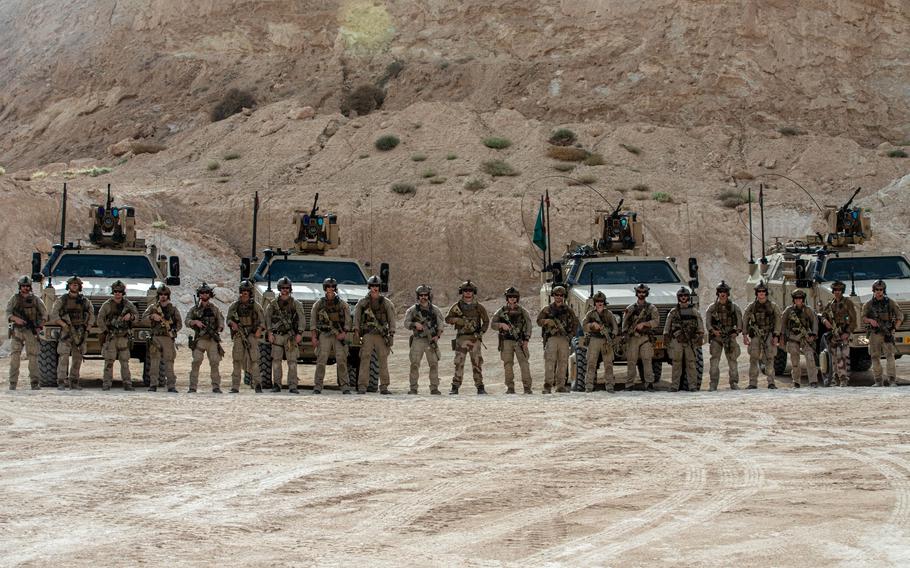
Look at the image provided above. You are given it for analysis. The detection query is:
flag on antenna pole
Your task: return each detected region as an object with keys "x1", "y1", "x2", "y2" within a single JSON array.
[{"x1": 533, "y1": 195, "x2": 547, "y2": 252}]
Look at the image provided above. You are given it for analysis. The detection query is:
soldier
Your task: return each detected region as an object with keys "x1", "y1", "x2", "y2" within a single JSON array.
[
  {"x1": 705, "y1": 281, "x2": 743, "y2": 391},
  {"x1": 622, "y1": 283, "x2": 660, "y2": 391},
  {"x1": 403, "y1": 285, "x2": 444, "y2": 395},
  {"x1": 97, "y1": 280, "x2": 139, "y2": 391},
  {"x1": 743, "y1": 281, "x2": 781, "y2": 389},
  {"x1": 5, "y1": 276, "x2": 48, "y2": 390},
  {"x1": 311, "y1": 277, "x2": 352, "y2": 395},
  {"x1": 354, "y1": 275, "x2": 396, "y2": 394},
  {"x1": 445, "y1": 280, "x2": 490, "y2": 395},
  {"x1": 227, "y1": 280, "x2": 265, "y2": 393},
  {"x1": 537, "y1": 286, "x2": 579, "y2": 394},
  {"x1": 50, "y1": 276, "x2": 94, "y2": 390},
  {"x1": 821, "y1": 280, "x2": 858, "y2": 387},
  {"x1": 581, "y1": 291, "x2": 619, "y2": 393},
  {"x1": 265, "y1": 277, "x2": 306, "y2": 394},
  {"x1": 187, "y1": 282, "x2": 225, "y2": 393},
  {"x1": 491, "y1": 287, "x2": 533, "y2": 394},
  {"x1": 665, "y1": 287, "x2": 705, "y2": 392},
  {"x1": 142, "y1": 285, "x2": 183, "y2": 393},
  {"x1": 780, "y1": 289, "x2": 819, "y2": 388},
  {"x1": 862, "y1": 280, "x2": 905, "y2": 387}
]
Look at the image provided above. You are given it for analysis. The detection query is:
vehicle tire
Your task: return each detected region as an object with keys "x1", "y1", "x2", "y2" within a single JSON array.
[
  {"x1": 850, "y1": 347, "x2": 872, "y2": 373},
  {"x1": 38, "y1": 339, "x2": 59, "y2": 387},
  {"x1": 259, "y1": 341, "x2": 273, "y2": 389},
  {"x1": 347, "y1": 348, "x2": 380, "y2": 392},
  {"x1": 773, "y1": 349, "x2": 788, "y2": 376},
  {"x1": 572, "y1": 337, "x2": 588, "y2": 392},
  {"x1": 367, "y1": 351, "x2": 380, "y2": 392},
  {"x1": 679, "y1": 347, "x2": 705, "y2": 391},
  {"x1": 819, "y1": 336, "x2": 834, "y2": 386}
]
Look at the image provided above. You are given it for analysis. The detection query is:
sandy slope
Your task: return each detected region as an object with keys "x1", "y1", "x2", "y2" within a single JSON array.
[{"x1": 2, "y1": 340, "x2": 909, "y2": 567}]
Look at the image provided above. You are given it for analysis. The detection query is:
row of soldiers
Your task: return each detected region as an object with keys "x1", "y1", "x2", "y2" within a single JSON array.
[{"x1": 6, "y1": 274, "x2": 905, "y2": 392}]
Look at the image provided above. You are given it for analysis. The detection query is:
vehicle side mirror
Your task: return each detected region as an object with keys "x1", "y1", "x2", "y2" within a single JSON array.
[
  {"x1": 166, "y1": 276, "x2": 180, "y2": 286},
  {"x1": 240, "y1": 257, "x2": 251, "y2": 279},
  {"x1": 168, "y1": 256, "x2": 180, "y2": 278},
  {"x1": 550, "y1": 262, "x2": 563, "y2": 284},
  {"x1": 794, "y1": 259, "x2": 811, "y2": 288},
  {"x1": 379, "y1": 262, "x2": 390, "y2": 293},
  {"x1": 688, "y1": 257, "x2": 699, "y2": 279},
  {"x1": 688, "y1": 278, "x2": 699, "y2": 291},
  {"x1": 31, "y1": 252, "x2": 43, "y2": 282}
]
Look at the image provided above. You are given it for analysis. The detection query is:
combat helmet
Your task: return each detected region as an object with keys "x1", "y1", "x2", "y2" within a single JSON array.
[
  {"x1": 459, "y1": 280, "x2": 477, "y2": 294},
  {"x1": 196, "y1": 282, "x2": 215, "y2": 296},
  {"x1": 239, "y1": 280, "x2": 255, "y2": 293},
  {"x1": 754, "y1": 280, "x2": 768, "y2": 294},
  {"x1": 831, "y1": 280, "x2": 846, "y2": 292},
  {"x1": 366, "y1": 275, "x2": 381, "y2": 287},
  {"x1": 634, "y1": 283, "x2": 650, "y2": 296},
  {"x1": 551, "y1": 285, "x2": 567, "y2": 297},
  {"x1": 322, "y1": 277, "x2": 337, "y2": 290},
  {"x1": 504, "y1": 286, "x2": 520, "y2": 299},
  {"x1": 17, "y1": 275, "x2": 32, "y2": 288},
  {"x1": 791, "y1": 289, "x2": 807, "y2": 300},
  {"x1": 276, "y1": 277, "x2": 292, "y2": 290},
  {"x1": 415, "y1": 285, "x2": 432, "y2": 298},
  {"x1": 66, "y1": 276, "x2": 83, "y2": 291},
  {"x1": 872, "y1": 279, "x2": 887, "y2": 292},
  {"x1": 111, "y1": 280, "x2": 127, "y2": 293},
  {"x1": 156, "y1": 284, "x2": 171, "y2": 297},
  {"x1": 592, "y1": 291, "x2": 607, "y2": 303},
  {"x1": 716, "y1": 280, "x2": 731, "y2": 295},
  {"x1": 676, "y1": 286, "x2": 691, "y2": 298}
]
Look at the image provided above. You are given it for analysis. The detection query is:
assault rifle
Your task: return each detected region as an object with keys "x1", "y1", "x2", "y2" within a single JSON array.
[
  {"x1": 227, "y1": 307, "x2": 256, "y2": 367},
  {"x1": 190, "y1": 299, "x2": 224, "y2": 356},
  {"x1": 709, "y1": 313, "x2": 737, "y2": 351},
  {"x1": 9, "y1": 303, "x2": 41, "y2": 337},
  {"x1": 411, "y1": 306, "x2": 440, "y2": 357},
  {"x1": 498, "y1": 308, "x2": 528, "y2": 358},
  {"x1": 363, "y1": 303, "x2": 393, "y2": 351},
  {"x1": 822, "y1": 304, "x2": 850, "y2": 346},
  {"x1": 624, "y1": 303, "x2": 653, "y2": 340},
  {"x1": 673, "y1": 314, "x2": 703, "y2": 346},
  {"x1": 269, "y1": 299, "x2": 299, "y2": 354},
  {"x1": 787, "y1": 309, "x2": 814, "y2": 348},
  {"x1": 450, "y1": 303, "x2": 485, "y2": 350}
]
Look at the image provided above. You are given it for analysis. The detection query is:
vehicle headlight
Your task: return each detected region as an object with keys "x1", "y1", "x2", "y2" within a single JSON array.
[{"x1": 136, "y1": 330, "x2": 152, "y2": 341}]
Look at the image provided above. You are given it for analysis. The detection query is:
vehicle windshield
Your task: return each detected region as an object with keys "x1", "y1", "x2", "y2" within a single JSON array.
[
  {"x1": 51, "y1": 253, "x2": 157, "y2": 279},
  {"x1": 265, "y1": 259, "x2": 367, "y2": 285},
  {"x1": 576, "y1": 260, "x2": 681, "y2": 285},
  {"x1": 823, "y1": 256, "x2": 910, "y2": 281}
]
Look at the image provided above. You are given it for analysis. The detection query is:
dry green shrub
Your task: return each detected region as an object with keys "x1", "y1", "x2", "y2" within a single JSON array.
[
  {"x1": 483, "y1": 137, "x2": 512, "y2": 149},
  {"x1": 548, "y1": 128, "x2": 577, "y2": 147},
  {"x1": 778, "y1": 126, "x2": 801, "y2": 136},
  {"x1": 718, "y1": 190, "x2": 752, "y2": 208},
  {"x1": 631, "y1": 183, "x2": 649, "y2": 192},
  {"x1": 567, "y1": 174, "x2": 598, "y2": 186},
  {"x1": 619, "y1": 143, "x2": 641, "y2": 155},
  {"x1": 223, "y1": 152, "x2": 241, "y2": 161},
  {"x1": 652, "y1": 191, "x2": 672, "y2": 203},
  {"x1": 887, "y1": 149, "x2": 908, "y2": 158},
  {"x1": 464, "y1": 178, "x2": 487, "y2": 191},
  {"x1": 375, "y1": 135, "x2": 400, "y2": 151},
  {"x1": 207, "y1": 161, "x2": 220, "y2": 171},
  {"x1": 131, "y1": 142, "x2": 166, "y2": 155},
  {"x1": 552, "y1": 163, "x2": 575, "y2": 172},
  {"x1": 421, "y1": 169, "x2": 437, "y2": 178},
  {"x1": 391, "y1": 183, "x2": 416, "y2": 195},
  {"x1": 481, "y1": 160, "x2": 519, "y2": 176},
  {"x1": 411, "y1": 153, "x2": 427, "y2": 162},
  {"x1": 429, "y1": 177, "x2": 447, "y2": 184},
  {"x1": 211, "y1": 88, "x2": 255, "y2": 122},
  {"x1": 583, "y1": 153, "x2": 605, "y2": 166},
  {"x1": 546, "y1": 146, "x2": 589, "y2": 162},
  {"x1": 341, "y1": 84, "x2": 385, "y2": 117}
]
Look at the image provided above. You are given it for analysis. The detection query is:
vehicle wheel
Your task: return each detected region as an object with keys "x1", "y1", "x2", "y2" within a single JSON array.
[
  {"x1": 635, "y1": 358, "x2": 662, "y2": 387},
  {"x1": 367, "y1": 351, "x2": 380, "y2": 392},
  {"x1": 819, "y1": 337, "x2": 834, "y2": 386},
  {"x1": 572, "y1": 337, "x2": 588, "y2": 392},
  {"x1": 773, "y1": 349, "x2": 788, "y2": 376},
  {"x1": 850, "y1": 347, "x2": 872, "y2": 373},
  {"x1": 140, "y1": 346, "x2": 151, "y2": 387},
  {"x1": 38, "y1": 339, "x2": 59, "y2": 387},
  {"x1": 678, "y1": 347, "x2": 705, "y2": 391},
  {"x1": 258, "y1": 341, "x2": 273, "y2": 389}
]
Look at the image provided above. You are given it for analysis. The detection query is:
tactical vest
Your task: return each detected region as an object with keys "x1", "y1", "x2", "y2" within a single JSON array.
[
  {"x1": 750, "y1": 301, "x2": 774, "y2": 331},
  {"x1": 712, "y1": 302, "x2": 735, "y2": 331},
  {"x1": 411, "y1": 304, "x2": 438, "y2": 337},
  {"x1": 825, "y1": 299, "x2": 852, "y2": 329},
  {"x1": 671, "y1": 306, "x2": 699, "y2": 335},
  {"x1": 200, "y1": 304, "x2": 218, "y2": 337},
  {"x1": 458, "y1": 301, "x2": 482, "y2": 329},
  {"x1": 624, "y1": 302, "x2": 653, "y2": 334},
  {"x1": 505, "y1": 306, "x2": 527, "y2": 339},
  {"x1": 64, "y1": 295, "x2": 88, "y2": 327},
  {"x1": 15, "y1": 294, "x2": 39, "y2": 325},
  {"x1": 368, "y1": 298, "x2": 389, "y2": 326},
  {"x1": 586, "y1": 309, "x2": 609, "y2": 338},
  {"x1": 273, "y1": 298, "x2": 299, "y2": 334},
  {"x1": 547, "y1": 304, "x2": 573, "y2": 336},
  {"x1": 237, "y1": 301, "x2": 256, "y2": 329},
  {"x1": 786, "y1": 306, "x2": 813, "y2": 337},
  {"x1": 107, "y1": 300, "x2": 132, "y2": 334},
  {"x1": 867, "y1": 298, "x2": 896, "y2": 323},
  {"x1": 319, "y1": 298, "x2": 346, "y2": 332},
  {"x1": 151, "y1": 303, "x2": 178, "y2": 336}
]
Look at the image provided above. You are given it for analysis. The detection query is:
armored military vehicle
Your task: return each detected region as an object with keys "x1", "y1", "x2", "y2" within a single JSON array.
[
  {"x1": 540, "y1": 201, "x2": 701, "y2": 390},
  {"x1": 32, "y1": 185, "x2": 181, "y2": 386},
  {"x1": 747, "y1": 188, "x2": 910, "y2": 384},
  {"x1": 240, "y1": 193, "x2": 388, "y2": 390}
]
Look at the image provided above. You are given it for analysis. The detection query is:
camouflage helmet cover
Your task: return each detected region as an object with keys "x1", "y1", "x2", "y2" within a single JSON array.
[
  {"x1": 66, "y1": 276, "x2": 83, "y2": 290},
  {"x1": 276, "y1": 277, "x2": 293, "y2": 289},
  {"x1": 111, "y1": 280, "x2": 127, "y2": 293},
  {"x1": 677, "y1": 286, "x2": 691, "y2": 297},
  {"x1": 504, "y1": 286, "x2": 520, "y2": 298},
  {"x1": 872, "y1": 279, "x2": 887, "y2": 292},
  {"x1": 592, "y1": 291, "x2": 607, "y2": 303},
  {"x1": 551, "y1": 285, "x2": 567, "y2": 297},
  {"x1": 634, "y1": 283, "x2": 650, "y2": 295},
  {"x1": 831, "y1": 280, "x2": 846, "y2": 291},
  {"x1": 197, "y1": 282, "x2": 215, "y2": 295},
  {"x1": 322, "y1": 277, "x2": 337, "y2": 289},
  {"x1": 459, "y1": 280, "x2": 477, "y2": 294},
  {"x1": 791, "y1": 289, "x2": 807, "y2": 300},
  {"x1": 17, "y1": 275, "x2": 32, "y2": 287},
  {"x1": 415, "y1": 285, "x2": 432, "y2": 297},
  {"x1": 156, "y1": 284, "x2": 171, "y2": 297},
  {"x1": 754, "y1": 280, "x2": 768, "y2": 294},
  {"x1": 716, "y1": 280, "x2": 731, "y2": 294},
  {"x1": 239, "y1": 280, "x2": 254, "y2": 293},
  {"x1": 366, "y1": 275, "x2": 381, "y2": 287}
]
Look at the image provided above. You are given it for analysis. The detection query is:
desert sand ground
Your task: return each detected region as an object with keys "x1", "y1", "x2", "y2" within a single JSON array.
[{"x1": 2, "y1": 338, "x2": 909, "y2": 567}]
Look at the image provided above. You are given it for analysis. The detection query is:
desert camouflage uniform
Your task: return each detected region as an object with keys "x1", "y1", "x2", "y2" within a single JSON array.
[
  {"x1": 227, "y1": 298, "x2": 264, "y2": 390},
  {"x1": 187, "y1": 302, "x2": 225, "y2": 391},
  {"x1": 537, "y1": 303, "x2": 579, "y2": 393},
  {"x1": 862, "y1": 297, "x2": 904, "y2": 386},
  {"x1": 97, "y1": 297, "x2": 139, "y2": 389},
  {"x1": 743, "y1": 299, "x2": 781, "y2": 388},
  {"x1": 265, "y1": 297, "x2": 306, "y2": 390},
  {"x1": 705, "y1": 300, "x2": 743, "y2": 389},
  {"x1": 491, "y1": 303, "x2": 533, "y2": 393},
  {"x1": 141, "y1": 301, "x2": 183, "y2": 390},
  {"x1": 311, "y1": 296, "x2": 352, "y2": 391},
  {"x1": 446, "y1": 300, "x2": 490, "y2": 390},
  {"x1": 821, "y1": 297, "x2": 857, "y2": 387},
  {"x1": 404, "y1": 302, "x2": 444, "y2": 393},
  {"x1": 622, "y1": 301, "x2": 660, "y2": 387},
  {"x1": 354, "y1": 295, "x2": 396, "y2": 392},
  {"x1": 51, "y1": 293, "x2": 95, "y2": 388},
  {"x1": 5, "y1": 292, "x2": 48, "y2": 389},
  {"x1": 780, "y1": 303, "x2": 819, "y2": 387},
  {"x1": 664, "y1": 305, "x2": 705, "y2": 391},
  {"x1": 582, "y1": 307, "x2": 619, "y2": 392}
]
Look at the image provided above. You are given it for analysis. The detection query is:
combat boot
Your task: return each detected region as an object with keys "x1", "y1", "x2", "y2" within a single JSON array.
[
  {"x1": 506, "y1": 387, "x2": 516, "y2": 394},
  {"x1": 476, "y1": 385, "x2": 487, "y2": 395},
  {"x1": 605, "y1": 385, "x2": 614, "y2": 393},
  {"x1": 124, "y1": 383, "x2": 134, "y2": 391},
  {"x1": 367, "y1": 385, "x2": 378, "y2": 393},
  {"x1": 669, "y1": 387, "x2": 679, "y2": 392},
  {"x1": 271, "y1": 384, "x2": 282, "y2": 393},
  {"x1": 449, "y1": 385, "x2": 459, "y2": 395},
  {"x1": 523, "y1": 386, "x2": 533, "y2": 394},
  {"x1": 730, "y1": 384, "x2": 740, "y2": 390},
  {"x1": 408, "y1": 389, "x2": 418, "y2": 395},
  {"x1": 288, "y1": 388, "x2": 299, "y2": 394},
  {"x1": 810, "y1": 382, "x2": 818, "y2": 388},
  {"x1": 254, "y1": 385, "x2": 263, "y2": 393},
  {"x1": 212, "y1": 387, "x2": 222, "y2": 393},
  {"x1": 356, "y1": 389, "x2": 366, "y2": 394},
  {"x1": 747, "y1": 385, "x2": 757, "y2": 390},
  {"x1": 148, "y1": 386, "x2": 157, "y2": 392},
  {"x1": 9, "y1": 384, "x2": 16, "y2": 391},
  {"x1": 342, "y1": 388, "x2": 352, "y2": 394},
  {"x1": 102, "y1": 385, "x2": 111, "y2": 391},
  {"x1": 187, "y1": 388, "x2": 197, "y2": 393},
  {"x1": 542, "y1": 387, "x2": 551, "y2": 394},
  {"x1": 380, "y1": 387, "x2": 392, "y2": 395},
  {"x1": 229, "y1": 388, "x2": 239, "y2": 393},
  {"x1": 645, "y1": 383, "x2": 655, "y2": 392},
  {"x1": 767, "y1": 384, "x2": 777, "y2": 390},
  {"x1": 57, "y1": 385, "x2": 66, "y2": 391},
  {"x1": 793, "y1": 382, "x2": 800, "y2": 389},
  {"x1": 31, "y1": 384, "x2": 41, "y2": 390},
  {"x1": 167, "y1": 387, "x2": 178, "y2": 393},
  {"x1": 313, "y1": 388, "x2": 322, "y2": 394},
  {"x1": 430, "y1": 388, "x2": 442, "y2": 395},
  {"x1": 71, "y1": 382, "x2": 82, "y2": 390},
  {"x1": 709, "y1": 382, "x2": 718, "y2": 392}
]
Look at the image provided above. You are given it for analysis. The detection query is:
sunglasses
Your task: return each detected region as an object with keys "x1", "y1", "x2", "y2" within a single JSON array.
[
  {"x1": 418, "y1": 293, "x2": 429, "y2": 297},
  {"x1": 873, "y1": 288, "x2": 884, "y2": 292}
]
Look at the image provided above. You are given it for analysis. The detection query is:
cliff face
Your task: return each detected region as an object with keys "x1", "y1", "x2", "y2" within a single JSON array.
[{"x1": 1, "y1": 1, "x2": 908, "y2": 169}]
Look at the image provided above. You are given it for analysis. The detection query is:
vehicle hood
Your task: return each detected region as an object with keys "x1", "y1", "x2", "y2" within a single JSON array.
[
  {"x1": 256, "y1": 283, "x2": 369, "y2": 303},
  {"x1": 49, "y1": 278, "x2": 162, "y2": 299},
  {"x1": 571, "y1": 284, "x2": 696, "y2": 307},
  {"x1": 819, "y1": 279, "x2": 910, "y2": 304}
]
